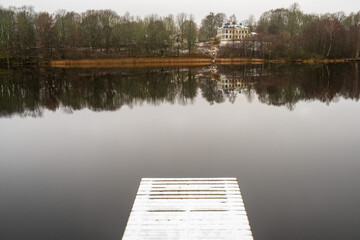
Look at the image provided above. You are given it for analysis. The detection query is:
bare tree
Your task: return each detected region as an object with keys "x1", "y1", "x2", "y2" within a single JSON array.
[
  {"x1": 183, "y1": 15, "x2": 197, "y2": 54},
  {"x1": 228, "y1": 14, "x2": 237, "y2": 24},
  {"x1": 324, "y1": 14, "x2": 341, "y2": 58},
  {"x1": 0, "y1": 7, "x2": 15, "y2": 66},
  {"x1": 35, "y1": 12, "x2": 56, "y2": 60},
  {"x1": 176, "y1": 13, "x2": 187, "y2": 44}
]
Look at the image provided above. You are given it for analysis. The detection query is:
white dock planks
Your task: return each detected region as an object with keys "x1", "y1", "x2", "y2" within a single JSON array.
[{"x1": 122, "y1": 178, "x2": 253, "y2": 240}]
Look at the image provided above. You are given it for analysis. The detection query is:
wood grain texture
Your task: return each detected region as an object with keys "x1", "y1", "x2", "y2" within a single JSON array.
[{"x1": 123, "y1": 178, "x2": 253, "y2": 240}]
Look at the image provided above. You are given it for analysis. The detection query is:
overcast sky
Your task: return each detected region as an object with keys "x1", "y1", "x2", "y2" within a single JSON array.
[{"x1": 2, "y1": 0, "x2": 360, "y2": 23}]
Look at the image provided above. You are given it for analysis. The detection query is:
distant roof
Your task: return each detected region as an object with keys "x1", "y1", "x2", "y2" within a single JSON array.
[{"x1": 219, "y1": 23, "x2": 248, "y2": 29}]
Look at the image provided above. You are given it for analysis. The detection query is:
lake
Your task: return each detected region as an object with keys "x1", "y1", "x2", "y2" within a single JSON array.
[{"x1": 1, "y1": 63, "x2": 360, "y2": 240}]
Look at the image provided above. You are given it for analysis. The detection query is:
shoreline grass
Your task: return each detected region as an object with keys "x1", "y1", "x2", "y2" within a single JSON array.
[
  {"x1": 48, "y1": 57, "x2": 213, "y2": 68},
  {"x1": 36, "y1": 57, "x2": 360, "y2": 68}
]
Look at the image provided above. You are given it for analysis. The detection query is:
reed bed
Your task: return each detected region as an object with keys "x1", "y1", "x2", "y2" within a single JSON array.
[
  {"x1": 216, "y1": 58, "x2": 265, "y2": 65},
  {"x1": 50, "y1": 57, "x2": 213, "y2": 68},
  {"x1": 295, "y1": 58, "x2": 358, "y2": 63},
  {"x1": 216, "y1": 58, "x2": 359, "y2": 64},
  {"x1": 49, "y1": 57, "x2": 359, "y2": 68}
]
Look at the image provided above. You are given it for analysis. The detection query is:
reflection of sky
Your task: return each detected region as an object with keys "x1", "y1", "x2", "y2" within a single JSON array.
[{"x1": 1, "y1": 92, "x2": 360, "y2": 239}]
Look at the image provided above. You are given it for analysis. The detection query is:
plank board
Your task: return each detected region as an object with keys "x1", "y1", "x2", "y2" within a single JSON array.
[{"x1": 123, "y1": 178, "x2": 253, "y2": 240}]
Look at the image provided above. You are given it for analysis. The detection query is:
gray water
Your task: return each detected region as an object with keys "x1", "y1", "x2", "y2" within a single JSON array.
[{"x1": 1, "y1": 64, "x2": 360, "y2": 240}]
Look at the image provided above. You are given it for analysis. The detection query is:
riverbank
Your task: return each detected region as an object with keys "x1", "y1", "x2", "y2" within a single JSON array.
[
  {"x1": 215, "y1": 58, "x2": 359, "y2": 64},
  {"x1": 48, "y1": 58, "x2": 213, "y2": 68},
  {"x1": 47, "y1": 57, "x2": 360, "y2": 68}
]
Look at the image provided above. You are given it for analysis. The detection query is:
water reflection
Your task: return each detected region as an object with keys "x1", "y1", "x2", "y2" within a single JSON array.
[
  {"x1": 1, "y1": 63, "x2": 360, "y2": 240},
  {"x1": 0, "y1": 63, "x2": 359, "y2": 117}
]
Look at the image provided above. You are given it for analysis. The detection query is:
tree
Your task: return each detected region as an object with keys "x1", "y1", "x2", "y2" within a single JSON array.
[
  {"x1": 144, "y1": 15, "x2": 169, "y2": 56},
  {"x1": 323, "y1": 14, "x2": 342, "y2": 58},
  {"x1": 257, "y1": 8, "x2": 289, "y2": 34},
  {"x1": 35, "y1": 12, "x2": 56, "y2": 60},
  {"x1": 98, "y1": 10, "x2": 118, "y2": 53},
  {"x1": 215, "y1": 13, "x2": 226, "y2": 28},
  {"x1": 14, "y1": 6, "x2": 36, "y2": 62},
  {"x1": 199, "y1": 12, "x2": 226, "y2": 41},
  {"x1": 54, "y1": 10, "x2": 81, "y2": 58},
  {"x1": 81, "y1": 10, "x2": 101, "y2": 53},
  {"x1": 228, "y1": 14, "x2": 237, "y2": 24},
  {"x1": 163, "y1": 15, "x2": 176, "y2": 54},
  {"x1": 0, "y1": 7, "x2": 15, "y2": 66},
  {"x1": 287, "y1": 3, "x2": 302, "y2": 35},
  {"x1": 176, "y1": 13, "x2": 187, "y2": 45},
  {"x1": 199, "y1": 12, "x2": 215, "y2": 41},
  {"x1": 246, "y1": 15, "x2": 256, "y2": 32},
  {"x1": 344, "y1": 12, "x2": 360, "y2": 58},
  {"x1": 112, "y1": 14, "x2": 145, "y2": 56},
  {"x1": 183, "y1": 16, "x2": 197, "y2": 54}
]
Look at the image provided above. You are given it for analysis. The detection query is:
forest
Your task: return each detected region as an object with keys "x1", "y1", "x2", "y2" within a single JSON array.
[{"x1": 0, "y1": 3, "x2": 360, "y2": 64}]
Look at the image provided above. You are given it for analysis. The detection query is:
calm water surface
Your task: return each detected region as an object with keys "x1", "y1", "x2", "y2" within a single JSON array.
[{"x1": 1, "y1": 64, "x2": 360, "y2": 240}]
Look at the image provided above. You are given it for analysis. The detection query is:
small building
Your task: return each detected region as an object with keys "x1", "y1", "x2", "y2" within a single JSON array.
[{"x1": 216, "y1": 23, "x2": 250, "y2": 44}]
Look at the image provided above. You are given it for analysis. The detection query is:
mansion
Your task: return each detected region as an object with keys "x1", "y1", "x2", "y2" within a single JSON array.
[{"x1": 216, "y1": 23, "x2": 250, "y2": 44}]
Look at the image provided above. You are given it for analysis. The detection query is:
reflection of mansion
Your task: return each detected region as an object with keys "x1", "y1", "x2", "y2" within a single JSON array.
[
  {"x1": 216, "y1": 23, "x2": 250, "y2": 44},
  {"x1": 217, "y1": 74, "x2": 250, "y2": 92}
]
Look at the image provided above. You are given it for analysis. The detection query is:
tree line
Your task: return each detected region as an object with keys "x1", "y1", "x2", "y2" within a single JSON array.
[
  {"x1": 0, "y1": 6, "x2": 201, "y2": 63},
  {"x1": 1, "y1": 4, "x2": 360, "y2": 63},
  {"x1": 219, "y1": 3, "x2": 360, "y2": 60}
]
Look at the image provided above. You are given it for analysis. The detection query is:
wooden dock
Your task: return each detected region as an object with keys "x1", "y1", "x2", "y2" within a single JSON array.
[{"x1": 122, "y1": 178, "x2": 253, "y2": 240}]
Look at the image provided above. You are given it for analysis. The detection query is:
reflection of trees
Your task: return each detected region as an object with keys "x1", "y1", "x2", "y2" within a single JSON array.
[
  {"x1": 243, "y1": 86, "x2": 254, "y2": 103},
  {"x1": 218, "y1": 63, "x2": 360, "y2": 110},
  {"x1": 180, "y1": 70, "x2": 198, "y2": 104},
  {"x1": 0, "y1": 63, "x2": 359, "y2": 117},
  {"x1": 0, "y1": 67, "x2": 199, "y2": 117},
  {"x1": 199, "y1": 79, "x2": 225, "y2": 105}
]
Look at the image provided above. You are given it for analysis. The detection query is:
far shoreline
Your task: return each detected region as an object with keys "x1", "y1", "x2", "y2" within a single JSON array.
[{"x1": 46, "y1": 57, "x2": 360, "y2": 68}]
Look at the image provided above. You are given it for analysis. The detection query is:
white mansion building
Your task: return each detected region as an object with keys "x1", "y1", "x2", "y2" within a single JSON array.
[{"x1": 216, "y1": 23, "x2": 250, "y2": 44}]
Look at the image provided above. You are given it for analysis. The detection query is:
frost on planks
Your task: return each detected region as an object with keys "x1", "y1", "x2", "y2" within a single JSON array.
[{"x1": 123, "y1": 178, "x2": 253, "y2": 240}]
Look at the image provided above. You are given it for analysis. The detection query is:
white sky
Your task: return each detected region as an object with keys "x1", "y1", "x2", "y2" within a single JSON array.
[{"x1": 1, "y1": 0, "x2": 360, "y2": 23}]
